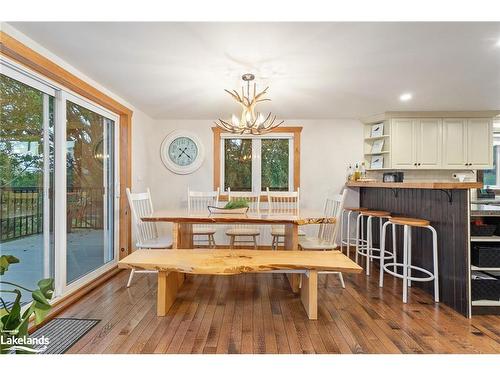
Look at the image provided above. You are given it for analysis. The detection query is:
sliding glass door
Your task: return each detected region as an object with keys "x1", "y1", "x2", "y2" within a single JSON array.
[
  {"x1": 65, "y1": 99, "x2": 116, "y2": 284},
  {"x1": 0, "y1": 69, "x2": 55, "y2": 304},
  {"x1": 1, "y1": 60, "x2": 119, "y2": 301}
]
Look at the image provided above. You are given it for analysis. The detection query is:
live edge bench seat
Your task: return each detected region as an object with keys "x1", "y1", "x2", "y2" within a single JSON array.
[{"x1": 118, "y1": 249, "x2": 362, "y2": 320}]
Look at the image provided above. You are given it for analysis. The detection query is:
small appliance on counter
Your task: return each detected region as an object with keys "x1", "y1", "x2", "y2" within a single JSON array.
[{"x1": 382, "y1": 172, "x2": 404, "y2": 183}]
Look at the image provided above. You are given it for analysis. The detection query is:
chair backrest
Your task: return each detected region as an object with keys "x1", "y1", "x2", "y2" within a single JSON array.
[
  {"x1": 266, "y1": 187, "x2": 300, "y2": 215},
  {"x1": 318, "y1": 189, "x2": 347, "y2": 245},
  {"x1": 188, "y1": 187, "x2": 220, "y2": 213},
  {"x1": 126, "y1": 188, "x2": 158, "y2": 246},
  {"x1": 227, "y1": 188, "x2": 260, "y2": 213}
]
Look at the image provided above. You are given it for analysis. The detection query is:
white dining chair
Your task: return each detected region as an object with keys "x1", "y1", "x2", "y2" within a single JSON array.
[
  {"x1": 188, "y1": 187, "x2": 219, "y2": 248},
  {"x1": 267, "y1": 187, "x2": 305, "y2": 250},
  {"x1": 225, "y1": 188, "x2": 261, "y2": 249},
  {"x1": 126, "y1": 188, "x2": 172, "y2": 287},
  {"x1": 298, "y1": 190, "x2": 347, "y2": 288}
]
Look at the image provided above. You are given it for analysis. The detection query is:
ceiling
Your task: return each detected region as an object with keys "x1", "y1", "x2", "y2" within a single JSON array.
[{"x1": 8, "y1": 22, "x2": 500, "y2": 119}]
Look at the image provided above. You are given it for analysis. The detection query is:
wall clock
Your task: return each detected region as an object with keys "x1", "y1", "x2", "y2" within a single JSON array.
[{"x1": 160, "y1": 130, "x2": 205, "y2": 174}]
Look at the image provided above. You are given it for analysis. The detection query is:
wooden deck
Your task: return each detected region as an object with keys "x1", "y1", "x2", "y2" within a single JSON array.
[{"x1": 57, "y1": 260, "x2": 500, "y2": 354}]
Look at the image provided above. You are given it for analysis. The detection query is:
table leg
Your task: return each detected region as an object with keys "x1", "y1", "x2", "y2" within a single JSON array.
[
  {"x1": 157, "y1": 271, "x2": 179, "y2": 316},
  {"x1": 300, "y1": 270, "x2": 318, "y2": 320},
  {"x1": 172, "y1": 223, "x2": 194, "y2": 287},
  {"x1": 284, "y1": 223, "x2": 300, "y2": 293}
]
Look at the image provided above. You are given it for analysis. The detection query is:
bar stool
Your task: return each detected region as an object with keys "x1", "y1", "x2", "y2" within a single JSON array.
[
  {"x1": 379, "y1": 217, "x2": 439, "y2": 304},
  {"x1": 355, "y1": 210, "x2": 395, "y2": 276},
  {"x1": 340, "y1": 207, "x2": 368, "y2": 257}
]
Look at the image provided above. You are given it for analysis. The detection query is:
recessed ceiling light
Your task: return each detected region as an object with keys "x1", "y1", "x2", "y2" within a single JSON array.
[{"x1": 399, "y1": 93, "x2": 413, "y2": 102}]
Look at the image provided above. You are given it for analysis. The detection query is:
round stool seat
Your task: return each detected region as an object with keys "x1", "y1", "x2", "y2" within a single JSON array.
[
  {"x1": 362, "y1": 210, "x2": 391, "y2": 218},
  {"x1": 344, "y1": 207, "x2": 368, "y2": 212},
  {"x1": 389, "y1": 217, "x2": 430, "y2": 227}
]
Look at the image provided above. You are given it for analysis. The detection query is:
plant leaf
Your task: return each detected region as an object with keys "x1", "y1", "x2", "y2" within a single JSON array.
[
  {"x1": 0, "y1": 255, "x2": 19, "y2": 275},
  {"x1": 37, "y1": 278, "x2": 54, "y2": 299},
  {"x1": 33, "y1": 301, "x2": 51, "y2": 324},
  {"x1": 32, "y1": 290, "x2": 50, "y2": 308}
]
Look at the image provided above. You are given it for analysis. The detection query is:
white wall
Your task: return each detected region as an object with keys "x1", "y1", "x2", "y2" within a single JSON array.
[{"x1": 132, "y1": 118, "x2": 364, "y2": 245}]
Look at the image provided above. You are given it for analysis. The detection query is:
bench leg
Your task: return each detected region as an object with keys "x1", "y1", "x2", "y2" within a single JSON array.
[
  {"x1": 284, "y1": 223, "x2": 300, "y2": 293},
  {"x1": 157, "y1": 271, "x2": 179, "y2": 316},
  {"x1": 300, "y1": 270, "x2": 318, "y2": 320}
]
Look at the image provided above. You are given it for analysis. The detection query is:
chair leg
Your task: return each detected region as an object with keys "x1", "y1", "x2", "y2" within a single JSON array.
[
  {"x1": 126, "y1": 268, "x2": 135, "y2": 288},
  {"x1": 366, "y1": 216, "x2": 372, "y2": 276},
  {"x1": 429, "y1": 226, "x2": 440, "y2": 303},
  {"x1": 355, "y1": 214, "x2": 361, "y2": 264},
  {"x1": 346, "y1": 211, "x2": 351, "y2": 257},
  {"x1": 408, "y1": 227, "x2": 412, "y2": 288},
  {"x1": 229, "y1": 235, "x2": 234, "y2": 249},
  {"x1": 402, "y1": 225, "x2": 409, "y2": 303},
  {"x1": 271, "y1": 236, "x2": 276, "y2": 250},
  {"x1": 338, "y1": 272, "x2": 345, "y2": 289},
  {"x1": 379, "y1": 221, "x2": 389, "y2": 288},
  {"x1": 253, "y1": 235, "x2": 257, "y2": 250}
]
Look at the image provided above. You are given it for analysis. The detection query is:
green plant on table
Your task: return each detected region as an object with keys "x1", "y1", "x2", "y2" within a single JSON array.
[
  {"x1": 224, "y1": 198, "x2": 249, "y2": 209},
  {"x1": 0, "y1": 255, "x2": 54, "y2": 354}
]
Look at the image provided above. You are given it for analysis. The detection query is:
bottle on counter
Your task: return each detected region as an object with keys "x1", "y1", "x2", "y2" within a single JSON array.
[
  {"x1": 346, "y1": 164, "x2": 353, "y2": 181},
  {"x1": 353, "y1": 163, "x2": 361, "y2": 181},
  {"x1": 360, "y1": 161, "x2": 366, "y2": 180}
]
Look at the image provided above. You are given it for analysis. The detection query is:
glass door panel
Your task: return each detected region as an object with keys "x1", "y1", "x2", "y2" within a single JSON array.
[
  {"x1": 65, "y1": 100, "x2": 115, "y2": 283},
  {"x1": 0, "y1": 73, "x2": 54, "y2": 304}
]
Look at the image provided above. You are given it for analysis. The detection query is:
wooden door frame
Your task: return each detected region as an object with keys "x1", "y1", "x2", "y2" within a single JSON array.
[{"x1": 0, "y1": 31, "x2": 133, "y2": 259}]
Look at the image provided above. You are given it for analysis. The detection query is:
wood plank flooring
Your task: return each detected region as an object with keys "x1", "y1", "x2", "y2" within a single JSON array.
[{"x1": 58, "y1": 260, "x2": 500, "y2": 354}]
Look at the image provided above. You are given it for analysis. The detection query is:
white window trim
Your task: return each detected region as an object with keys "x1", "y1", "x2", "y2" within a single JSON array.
[{"x1": 220, "y1": 132, "x2": 294, "y2": 193}]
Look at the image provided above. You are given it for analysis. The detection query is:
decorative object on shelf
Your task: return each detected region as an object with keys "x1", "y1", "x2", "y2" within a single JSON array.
[
  {"x1": 370, "y1": 155, "x2": 384, "y2": 169},
  {"x1": 214, "y1": 73, "x2": 284, "y2": 135},
  {"x1": 370, "y1": 122, "x2": 384, "y2": 138},
  {"x1": 160, "y1": 130, "x2": 205, "y2": 174},
  {"x1": 371, "y1": 139, "x2": 384, "y2": 154},
  {"x1": 383, "y1": 172, "x2": 404, "y2": 183}
]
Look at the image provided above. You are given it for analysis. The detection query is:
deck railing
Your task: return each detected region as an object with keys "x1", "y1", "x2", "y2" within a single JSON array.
[{"x1": 0, "y1": 186, "x2": 104, "y2": 242}]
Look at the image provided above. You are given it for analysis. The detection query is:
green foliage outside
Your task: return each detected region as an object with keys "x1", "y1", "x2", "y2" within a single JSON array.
[
  {"x1": 261, "y1": 139, "x2": 289, "y2": 191},
  {"x1": 0, "y1": 255, "x2": 54, "y2": 354},
  {"x1": 224, "y1": 138, "x2": 252, "y2": 191}
]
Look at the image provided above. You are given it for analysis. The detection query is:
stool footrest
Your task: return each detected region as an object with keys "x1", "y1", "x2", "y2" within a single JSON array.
[
  {"x1": 382, "y1": 263, "x2": 435, "y2": 282},
  {"x1": 357, "y1": 248, "x2": 395, "y2": 260}
]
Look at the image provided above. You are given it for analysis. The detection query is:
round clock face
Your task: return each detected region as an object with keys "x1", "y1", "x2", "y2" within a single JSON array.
[
  {"x1": 160, "y1": 131, "x2": 205, "y2": 174},
  {"x1": 168, "y1": 137, "x2": 198, "y2": 166}
]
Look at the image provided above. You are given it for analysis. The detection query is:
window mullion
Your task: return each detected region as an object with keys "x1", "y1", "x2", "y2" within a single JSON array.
[{"x1": 253, "y1": 139, "x2": 262, "y2": 192}]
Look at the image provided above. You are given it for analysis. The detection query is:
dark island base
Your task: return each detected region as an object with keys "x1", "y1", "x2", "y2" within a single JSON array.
[{"x1": 358, "y1": 188, "x2": 469, "y2": 317}]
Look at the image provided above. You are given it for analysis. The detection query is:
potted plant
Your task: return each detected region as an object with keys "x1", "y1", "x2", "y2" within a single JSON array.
[{"x1": 0, "y1": 255, "x2": 54, "y2": 354}]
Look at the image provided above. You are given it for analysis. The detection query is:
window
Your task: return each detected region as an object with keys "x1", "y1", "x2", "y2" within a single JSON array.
[
  {"x1": 214, "y1": 127, "x2": 301, "y2": 195},
  {"x1": 483, "y1": 122, "x2": 500, "y2": 188}
]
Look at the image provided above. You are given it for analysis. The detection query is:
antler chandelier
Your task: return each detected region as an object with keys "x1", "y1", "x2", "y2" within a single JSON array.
[{"x1": 214, "y1": 73, "x2": 283, "y2": 135}]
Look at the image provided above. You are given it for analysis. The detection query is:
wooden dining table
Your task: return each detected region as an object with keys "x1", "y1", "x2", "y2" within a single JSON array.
[{"x1": 141, "y1": 209, "x2": 338, "y2": 292}]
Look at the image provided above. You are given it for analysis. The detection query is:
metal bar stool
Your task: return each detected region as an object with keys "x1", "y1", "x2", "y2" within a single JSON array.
[
  {"x1": 355, "y1": 210, "x2": 395, "y2": 276},
  {"x1": 379, "y1": 217, "x2": 439, "y2": 304},
  {"x1": 340, "y1": 207, "x2": 368, "y2": 257}
]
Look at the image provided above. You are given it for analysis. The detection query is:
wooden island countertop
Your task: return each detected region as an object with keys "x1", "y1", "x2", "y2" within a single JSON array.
[{"x1": 346, "y1": 181, "x2": 482, "y2": 189}]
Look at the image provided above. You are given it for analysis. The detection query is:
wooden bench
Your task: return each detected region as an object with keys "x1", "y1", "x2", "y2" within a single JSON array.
[{"x1": 118, "y1": 249, "x2": 362, "y2": 320}]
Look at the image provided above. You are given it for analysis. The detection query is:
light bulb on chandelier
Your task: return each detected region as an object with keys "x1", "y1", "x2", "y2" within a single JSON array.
[{"x1": 215, "y1": 73, "x2": 284, "y2": 135}]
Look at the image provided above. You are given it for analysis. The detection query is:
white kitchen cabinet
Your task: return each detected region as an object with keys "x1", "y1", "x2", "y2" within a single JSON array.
[
  {"x1": 442, "y1": 119, "x2": 468, "y2": 168},
  {"x1": 391, "y1": 118, "x2": 416, "y2": 169},
  {"x1": 415, "y1": 119, "x2": 442, "y2": 169},
  {"x1": 391, "y1": 118, "x2": 442, "y2": 169},
  {"x1": 466, "y1": 119, "x2": 492, "y2": 168},
  {"x1": 442, "y1": 118, "x2": 492, "y2": 169}
]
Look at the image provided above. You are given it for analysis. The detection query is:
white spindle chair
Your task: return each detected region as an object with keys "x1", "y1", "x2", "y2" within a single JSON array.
[
  {"x1": 267, "y1": 187, "x2": 306, "y2": 250},
  {"x1": 126, "y1": 188, "x2": 172, "y2": 287},
  {"x1": 225, "y1": 188, "x2": 261, "y2": 249},
  {"x1": 188, "y1": 187, "x2": 219, "y2": 248},
  {"x1": 298, "y1": 190, "x2": 347, "y2": 288}
]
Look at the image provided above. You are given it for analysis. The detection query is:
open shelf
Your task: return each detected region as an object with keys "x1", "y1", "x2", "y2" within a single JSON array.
[
  {"x1": 472, "y1": 300, "x2": 500, "y2": 306},
  {"x1": 471, "y1": 235, "x2": 500, "y2": 242},
  {"x1": 364, "y1": 151, "x2": 390, "y2": 156},
  {"x1": 364, "y1": 135, "x2": 390, "y2": 141}
]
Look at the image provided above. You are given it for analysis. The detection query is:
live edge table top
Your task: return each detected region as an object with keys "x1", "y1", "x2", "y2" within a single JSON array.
[{"x1": 141, "y1": 210, "x2": 336, "y2": 225}]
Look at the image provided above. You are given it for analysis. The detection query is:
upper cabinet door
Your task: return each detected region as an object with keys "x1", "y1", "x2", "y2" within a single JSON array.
[
  {"x1": 467, "y1": 119, "x2": 492, "y2": 168},
  {"x1": 442, "y1": 119, "x2": 468, "y2": 168},
  {"x1": 391, "y1": 118, "x2": 416, "y2": 169},
  {"x1": 416, "y1": 119, "x2": 442, "y2": 168}
]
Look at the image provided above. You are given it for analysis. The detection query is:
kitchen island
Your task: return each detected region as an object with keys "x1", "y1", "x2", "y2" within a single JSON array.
[{"x1": 346, "y1": 180, "x2": 482, "y2": 317}]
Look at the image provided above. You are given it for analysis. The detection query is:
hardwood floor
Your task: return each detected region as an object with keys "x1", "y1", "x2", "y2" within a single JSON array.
[{"x1": 57, "y1": 260, "x2": 500, "y2": 354}]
